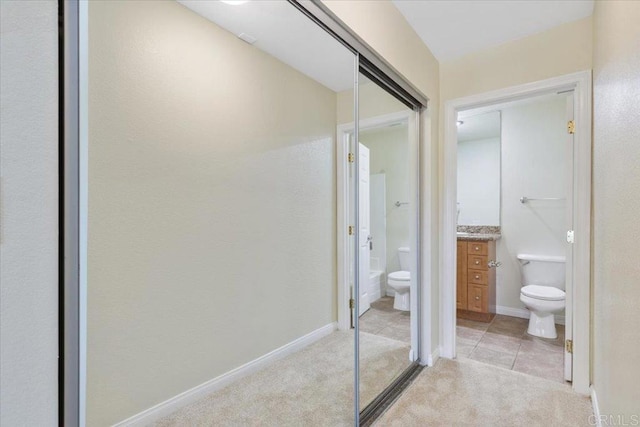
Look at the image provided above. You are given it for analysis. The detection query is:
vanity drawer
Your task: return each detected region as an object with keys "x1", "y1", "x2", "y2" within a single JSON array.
[
  {"x1": 467, "y1": 242, "x2": 488, "y2": 255},
  {"x1": 468, "y1": 269, "x2": 488, "y2": 285},
  {"x1": 468, "y1": 255, "x2": 488, "y2": 270},
  {"x1": 468, "y1": 285, "x2": 488, "y2": 313}
]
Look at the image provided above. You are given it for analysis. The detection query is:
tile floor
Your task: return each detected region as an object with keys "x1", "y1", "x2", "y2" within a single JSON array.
[
  {"x1": 457, "y1": 314, "x2": 568, "y2": 384},
  {"x1": 360, "y1": 297, "x2": 410, "y2": 343},
  {"x1": 360, "y1": 300, "x2": 567, "y2": 384}
]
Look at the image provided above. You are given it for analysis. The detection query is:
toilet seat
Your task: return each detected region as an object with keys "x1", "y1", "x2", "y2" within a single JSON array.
[
  {"x1": 388, "y1": 271, "x2": 410, "y2": 281},
  {"x1": 521, "y1": 285, "x2": 565, "y2": 301}
]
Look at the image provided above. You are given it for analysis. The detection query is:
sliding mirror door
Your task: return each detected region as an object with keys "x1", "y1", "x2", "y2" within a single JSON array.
[
  {"x1": 81, "y1": 1, "x2": 356, "y2": 425},
  {"x1": 354, "y1": 73, "x2": 421, "y2": 414}
]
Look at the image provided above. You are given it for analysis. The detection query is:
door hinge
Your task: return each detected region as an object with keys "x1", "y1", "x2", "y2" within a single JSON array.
[
  {"x1": 565, "y1": 339, "x2": 573, "y2": 354},
  {"x1": 567, "y1": 230, "x2": 575, "y2": 244},
  {"x1": 349, "y1": 298, "x2": 355, "y2": 309},
  {"x1": 348, "y1": 152, "x2": 355, "y2": 163},
  {"x1": 567, "y1": 120, "x2": 575, "y2": 134},
  {"x1": 348, "y1": 225, "x2": 355, "y2": 236}
]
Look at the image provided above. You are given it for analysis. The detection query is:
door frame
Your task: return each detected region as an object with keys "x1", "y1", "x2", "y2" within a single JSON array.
[
  {"x1": 337, "y1": 110, "x2": 414, "y2": 331},
  {"x1": 441, "y1": 70, "x2": 592, "y2": 395}
]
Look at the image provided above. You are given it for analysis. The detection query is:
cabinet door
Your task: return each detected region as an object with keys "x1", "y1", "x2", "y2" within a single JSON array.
[
  {"x1": 467, "y1": 285, "x2": 488, "y2": 313},
  {"x1": 456, "y1": 242, "x2": 468, "y2": 309}
]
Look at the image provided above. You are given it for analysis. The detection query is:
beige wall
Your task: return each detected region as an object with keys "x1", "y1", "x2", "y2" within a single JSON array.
[
  {"x1": 323, "y1": 0, "x2": 439, "y2": 103},
  {"x1": 87, "y1": 1, "x2": 339, "y2": 424},
  {"x1": 440, "y1": 16, "x2": 593, "y2": 102},
  {"x1": 0, "y1": 1, "x2": 59, "y2": 425},
  {"x1": 337, "y1": 80, "x2": 407, "y2": 124},
  {"x1": 592, "y1": 0, "x2": 640, "y2": 417},
  {"x1": 325, "y1": 0, "x2": 442, "y2": 353}
]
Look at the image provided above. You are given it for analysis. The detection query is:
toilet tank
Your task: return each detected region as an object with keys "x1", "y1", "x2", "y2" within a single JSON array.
[
  {"x1": 517, "y1": 254, "x2": 566, "y2": 289},
  {"x1": 398, "y1": 247, "x2": 410, "y2": 271}
]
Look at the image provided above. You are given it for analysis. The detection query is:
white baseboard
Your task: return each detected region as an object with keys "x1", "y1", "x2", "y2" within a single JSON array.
[
  {"x1": 590, "y1": 386, "x2": 601, "y2": 427},
  {"x1": 495, "y1": 305, "x2": 565, "y2": 325},
  {"x1": 114, "y1": 322, "x2": 338, "y2": 426},
  {"x1": 425, "y1": 347, "x2": 440, "y2": 367}
]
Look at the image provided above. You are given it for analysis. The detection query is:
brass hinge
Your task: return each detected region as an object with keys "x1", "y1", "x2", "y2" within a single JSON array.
[
  {"x1": 348, "y1": 225, "x2": 354, "y2": 236},
  {"x1": 567, "y1": 120, "x2": 575, "y2": 134},
  {"x1": 565, "y1": 339, "x2": 573, "y2": 354},
  {"x1": 348, "y1": 152, "x2": 355, "y2": 163},
  {"x1": 349, "y1": 298, "x2": 355, "y2": 309}
]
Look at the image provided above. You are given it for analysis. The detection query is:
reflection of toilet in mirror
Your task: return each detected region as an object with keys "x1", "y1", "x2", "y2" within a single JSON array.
[
  {"x1": 387, "y1": 247, "x2": 411, "y2": 311},
  {"x1": 518, "y1": 254, "x2": 566, "y2": 339}
]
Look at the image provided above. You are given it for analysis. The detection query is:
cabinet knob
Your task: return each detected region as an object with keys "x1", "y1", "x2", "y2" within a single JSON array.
[
  {"x1": 475, "y1": 260, "x2": 480, "y2": 265},
  {"x1": 475, "y1": 246, "x2": 480, "y2": 251},
  {"x1": 475, "y1": 275, "x2": 480, "y2": 279},
  {"x1": 475, "y1": 296, "x2": 480, "y2": 300}
]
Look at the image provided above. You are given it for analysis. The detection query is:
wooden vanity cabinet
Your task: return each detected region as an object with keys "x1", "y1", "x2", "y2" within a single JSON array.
[
  {"x1": 456, "y1": 241, "x2": 468, "y2": 310},
  {"x1": 457, "y1": 239, "x2": 496, "y2": 322}
]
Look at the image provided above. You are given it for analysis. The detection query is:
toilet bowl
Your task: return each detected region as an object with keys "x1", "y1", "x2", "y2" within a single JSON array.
[
  {"x1": 517, "y1": 254, "x2": 566, "y2": 339},
  {"x1": 387, "y1": 271, "x2": 410, "y2": 311},
  {"x1": 387, "y1": 247, "x2": 411, "y2": 311}
]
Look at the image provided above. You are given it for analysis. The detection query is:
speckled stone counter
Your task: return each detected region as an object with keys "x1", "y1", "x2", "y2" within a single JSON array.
[
  {"x1": 456, "y1": 225, "x2": 501, "y2": 241},
  {"x1": 456, "y1": 233, "x2": 501, "y2": 241}
]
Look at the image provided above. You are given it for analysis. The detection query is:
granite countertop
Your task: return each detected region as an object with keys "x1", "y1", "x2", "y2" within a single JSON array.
[
  {"x1": 456, "y1": 232, "x2": 501, "y2": 241},
  {"x1": 456, "y1": 225, "x2": 501, "y2": 241}
]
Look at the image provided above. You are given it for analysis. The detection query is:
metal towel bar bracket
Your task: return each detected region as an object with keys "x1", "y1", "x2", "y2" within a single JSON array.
[{"x1": 395, "y1": 201, "x2": 409, "y2": 207}]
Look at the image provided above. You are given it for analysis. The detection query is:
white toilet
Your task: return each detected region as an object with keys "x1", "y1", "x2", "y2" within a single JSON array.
[
  {"x1": 517, "y1": 254, "x2": 566, "y2": 339},
  {"x1": 387, "y1": 247, "x2": 411, "y2": 311}
]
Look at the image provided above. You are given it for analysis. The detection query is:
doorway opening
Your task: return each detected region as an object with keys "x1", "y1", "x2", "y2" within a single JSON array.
[{"x1": 442, "y1": 71, "x2": 592, "y2": 395}]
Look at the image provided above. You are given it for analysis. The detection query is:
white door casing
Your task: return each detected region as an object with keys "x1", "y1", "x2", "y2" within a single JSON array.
[
  {"x1": 564, "y1": 93, "x2": 575, "y2": 382},
  {"x1": 441, "y1": 70, "x2": 592, "y2": 395},
  {"x1": 358, "y1": 143, "x2": 371, "y2": 316}
]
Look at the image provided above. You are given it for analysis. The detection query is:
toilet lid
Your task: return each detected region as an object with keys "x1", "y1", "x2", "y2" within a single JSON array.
[
  {"x1": 388, "y1": 271, "x2": 410, "y2": 281},
  {"x1": 521, "y1": 285, "x2": 565, "y2": 301}
]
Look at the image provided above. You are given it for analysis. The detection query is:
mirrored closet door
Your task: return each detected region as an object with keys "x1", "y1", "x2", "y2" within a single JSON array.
[
  {"x1": 76, "y1": 1, "x2": 427, "y2": 425},
  {"x1": 353, "y1": 72, "x2": 421, "y2": 419},
  {"x1": 81, "y1": 1, "x2": 356, "y2": 425}
]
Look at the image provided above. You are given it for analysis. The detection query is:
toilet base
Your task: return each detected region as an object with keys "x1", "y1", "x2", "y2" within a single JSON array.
[
  {"x1": 527, "y1": 310, "x2": 558, "y2": 339},
  {"x1": 393, "y1": 292, "x2": 410, "y2": 311}
]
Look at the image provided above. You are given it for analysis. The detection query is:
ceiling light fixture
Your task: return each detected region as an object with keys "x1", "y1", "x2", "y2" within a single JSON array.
[
  {"x1": 456, "y1": 120, "x2": 464, "y2": 127},
  {"x1": 220, "y1": 0, "x2": 248, "y2": 5}
]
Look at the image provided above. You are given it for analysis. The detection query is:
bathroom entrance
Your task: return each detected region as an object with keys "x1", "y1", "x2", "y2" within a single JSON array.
[{"x1": 441, "y1": 72, "x2": 592, "y2": 394}]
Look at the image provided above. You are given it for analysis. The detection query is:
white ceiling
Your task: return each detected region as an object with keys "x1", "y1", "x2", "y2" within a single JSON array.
[
  {"x1": 178, "y1": 0, "x2": 354, "y2": 92},
  {"x1": 392, "y1": 0, "x2": 594, "y2": 61},
  {"x1": 457, "y1": 111, "x2": 500, "y2": 142}
]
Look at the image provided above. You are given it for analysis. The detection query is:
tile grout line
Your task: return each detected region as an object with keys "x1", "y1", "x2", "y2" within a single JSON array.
[{"x1": 511, "y1": 333, "x2": 525, "y2": 370}]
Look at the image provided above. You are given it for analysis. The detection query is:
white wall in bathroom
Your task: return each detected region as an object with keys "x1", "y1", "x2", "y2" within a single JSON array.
[
  {"x1": 360, "y1": 125, "x2": 410, "y2": 283},
  {"x1": 496, "y1": 94, "x2": 569, "y2": 310},
  {"x1": 457, "y1": 137, "x2": 501, "y2": 225},
  {"x1": 369, "y1": 174, "x2": 387, "y2": 274}
]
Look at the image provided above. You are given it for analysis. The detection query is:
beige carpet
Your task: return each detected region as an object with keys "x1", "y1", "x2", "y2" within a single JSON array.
[
  {"x1": 374, "y1": 357, "x2": 593, "y2": 427},
  {"x1": 154, "y1": 331, "x2": 410, "y2": 426}
]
